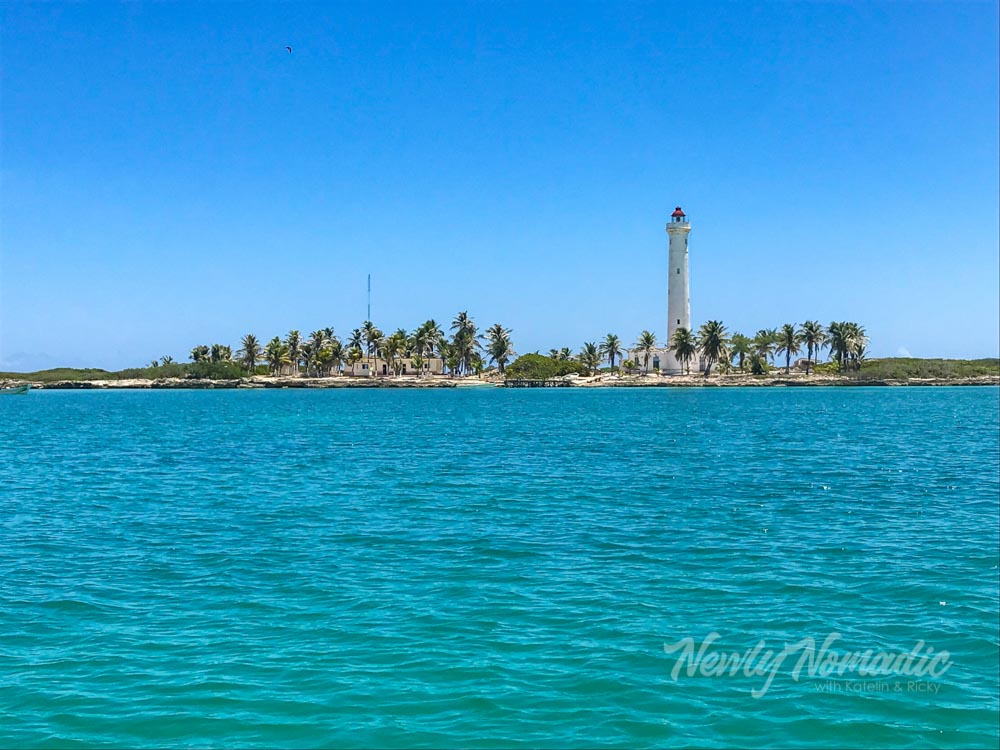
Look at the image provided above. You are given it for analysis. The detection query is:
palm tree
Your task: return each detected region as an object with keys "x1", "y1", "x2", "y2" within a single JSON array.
[
  {"x1": 372, "y1": 330, "x2": 386, "y2": 373},
  {"x1": 383, "y1": 329, "x2": 408, "y2": 375},
  {"x1": 361, "y1": 320, "x2": 376, "y2": 355},
  {"x1": 470, "y1": 352, "x2": 485, "y2": 376},
  {"x1": 826, "y1": 321, "x2": 853, "y2": 372},
  {"x1": 361, "y1": 321, "x2": 384, "y2": 371},
  {"x1": 264, "y1": 336, "x2": 291, "y2": 376},
  {"x1": 600, "y1": 334, "x2": 623, "y2": 372},
  {"x1": 285, "y1": 330, "x2": 302, "y2": 376},
  {"x1": 345, "y1": 346, "x2": 363, "y2": 373},
  {"x1": 798, "y1": 320, "x2": 825, "y2": 375},
  {"x1": 300, "y1": 342, "x2": 314, "y2": 374},
  {"x1": 402, "y1": 329, "x2": 416, "y2": 358},
  {"x1": 437, "y1": 339, "x2": 456, "y2": 376},
  {"x1": 209, "y1": 344, "x2": 227, "y2": 363},
  {"x1": 411, "y1": 320, "x2": 441, "y2": 377},
  {"x1": 451, "y1": 311, "x2": 480, "y2": 376},
  {"x1": 753, "y1": 329, "x2": 777, "y2": 366},
  {"x1": 776, "y1": 323, "x2": 802, "y2": 374},
  {"x1": 729, "y1": 333, "x2": 752, "y2": 372},
  {"x1": 485, "y1": 323, "x2": 510, "y2": 344},
  {"x1": 487, "y1": 337, "x2": 513, "y2": 374},
  {"x1": 697, "y1": 320, "x2": 728, "y2": 378},
  {"x1": 326, "y1": 338, "x2": 344, "y2": 376},
  {"x1": 348, "y1": 328, "x2": 364, "y2": 354},
  {"x1": 303, "y1": 330, "x2": 328, "y2": 376},
  {"x1": 766, "y1": 328, "x2": 780, "y2": 365},
  {"x1": 748, "y1": 352, "x2": 768, "y2": 375},
  {"x1": 313, "y1": 347, "x2": 332, "y2": 376},
  {"x1": 635, "y1": 330, "x2": 658, "y2": 375},
  {"x1": 424, "y1": 319, "x2": 445, "y2": 347},
  {"x1": 579, "y1": 342, "x2": 601, "y2": 375},
  {"x1": 485, "y1": 323, "x2": 514, "y2": 374},
  {"x1": 845, "y1": 322, "x2": 868, "y2": 371},
  {"x1": 669, "y1": 327, "x2": 697, "y2": 374},
  {"x1": 238, "y1": 334, "x2": 262, "y2": 374},
  {"x1": 411, "y1": 323, "x2": 428, "y2": 363},
  {"x1": 190, "y1": 345, "x2": 210, "y2": 363},
  {"x1": 160, "y1": 356, "x2": 174, "y2": 366}
]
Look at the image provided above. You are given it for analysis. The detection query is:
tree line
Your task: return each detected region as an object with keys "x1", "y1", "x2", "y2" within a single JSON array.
[
  {"x1": 154, "y1": 315, "x2": 866, "y2": 379},
  {"x1": 543, "y1": 321, "x2": 868, "y2": 377},
  {"x1": 169, "y1": 313, "x2": 516, "y2": 378}
]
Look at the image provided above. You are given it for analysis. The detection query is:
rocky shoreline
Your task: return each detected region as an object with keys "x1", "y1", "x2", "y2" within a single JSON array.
[
  {"x1": 576, "y1": 373, "x2": 1000, "y2": 388},
  {"x1": 6, "y1": 376, "x2": 461, "y2": 390},
  {"x1": 3, "y1": 373, "x2": 997, "y2": 390}
]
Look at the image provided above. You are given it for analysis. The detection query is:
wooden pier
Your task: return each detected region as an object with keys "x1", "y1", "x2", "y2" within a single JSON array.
[{"x1": 503, "y1": 378, "x2": 571, "y2": 388}]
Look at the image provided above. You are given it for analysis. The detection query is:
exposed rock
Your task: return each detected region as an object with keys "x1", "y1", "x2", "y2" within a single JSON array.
[{"x1": 19, "y1": 373, "x2": 997, "y2": 390}]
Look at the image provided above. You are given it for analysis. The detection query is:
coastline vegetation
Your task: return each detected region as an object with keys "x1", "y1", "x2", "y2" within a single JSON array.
[
  {"x1": 5, "y1": 356, "x2": 995, "y2": 385},
  {"x1": 505, "y1": 354, "x2": 588, "y2": 380},
  {"x1": 816, "y1": 358, "x2": 1000, "y2": 381},
  {"x1": 2, "y1": 316, "x2": 997, "y2": 385}
]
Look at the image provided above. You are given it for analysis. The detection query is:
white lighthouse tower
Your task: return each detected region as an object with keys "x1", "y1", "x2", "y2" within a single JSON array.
[{"x1": 664, "y1": 206, "x2": 692, "y2": 374}]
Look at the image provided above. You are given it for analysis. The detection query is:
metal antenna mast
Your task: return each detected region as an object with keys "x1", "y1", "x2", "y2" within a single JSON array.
[{"x1": 367, "y1": 274, "x2": 371, "y2": 322}]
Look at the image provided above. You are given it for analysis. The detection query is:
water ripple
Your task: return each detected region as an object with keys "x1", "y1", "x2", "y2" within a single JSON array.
[{"x1": 1, "y1": 387, "x2": 997, "y2": 747}]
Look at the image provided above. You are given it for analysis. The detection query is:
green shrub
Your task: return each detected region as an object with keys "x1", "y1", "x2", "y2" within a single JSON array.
[
  {"x1": 807, "y1": 358, "x2": 997, "y2": 379},
  {"x1": 186, "y1": 361, "x2": 248, "y2": 380},
  {"x1": 112, "y1": 361, "x2": 247, "y2": 380},
  {"x1": 0, "y1": 368, "x2": 113, "y2": 383},
  {"x1": 852, "y1": 358, "x2": 999, "y2": 380},
  {"x1": 115, "y1": 363, "x2": 187, "y2": 379},
  {"x1": 505, "y1": 354, "x2": 588, "y2": 380}
]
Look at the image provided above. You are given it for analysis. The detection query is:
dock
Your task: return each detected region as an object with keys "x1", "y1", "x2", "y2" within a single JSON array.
[{"x1": 503, "y1": 378, "x2": 571, "y2": 388}]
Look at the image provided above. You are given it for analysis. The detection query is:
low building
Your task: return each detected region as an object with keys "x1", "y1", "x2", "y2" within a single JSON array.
[
  {"x1": 348, "y1": 357, "x2": 445, "y2": 377},
  {"x1": 792, "y1": 358, "x2": 818, "y2": 372},
  {"x1": 625, "y1": 346, "x2": 705, "y2": 375}
]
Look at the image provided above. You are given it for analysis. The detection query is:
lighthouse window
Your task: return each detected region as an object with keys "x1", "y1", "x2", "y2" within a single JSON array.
[
  {"x1": 677, "y1": 319, "x2": 681, "y2": 325},
  {"x1": 676, "y1": 268, "x2": 680, "y2": 274}
]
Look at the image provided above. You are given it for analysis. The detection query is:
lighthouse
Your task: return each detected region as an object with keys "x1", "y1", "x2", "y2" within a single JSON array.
[{"x1": 664, "y1": 206, "x2": 692, "y2": 374}]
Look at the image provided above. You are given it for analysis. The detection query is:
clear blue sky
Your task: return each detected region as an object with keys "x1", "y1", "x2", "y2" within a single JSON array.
[{"x1": 2, "y1": 1, "x2": 997, "y2": 370}]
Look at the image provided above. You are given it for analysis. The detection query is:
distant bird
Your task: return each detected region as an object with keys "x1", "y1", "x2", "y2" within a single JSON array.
[{"x1": 286, "y1": 46, "x2": 292, "y2": 54}]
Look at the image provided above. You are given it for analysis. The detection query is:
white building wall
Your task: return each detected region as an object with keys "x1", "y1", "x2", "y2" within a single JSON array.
[
  {"x1": 625, "y1": 346, "x2": 704, "y2": 374},
  {"x1": 626, "y1": 347, "x2": 670, "y2": 373},
  {"x1": 664, "y1": 214, "x2": 692, "y2": 374},
  {"x1": 349, "y1": 357, "x2": 444, "y2": 377}
]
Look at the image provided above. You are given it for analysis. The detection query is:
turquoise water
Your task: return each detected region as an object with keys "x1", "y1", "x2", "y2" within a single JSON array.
[{"x1": 1, "y1": 387, "x2": 998, "y2": 748}]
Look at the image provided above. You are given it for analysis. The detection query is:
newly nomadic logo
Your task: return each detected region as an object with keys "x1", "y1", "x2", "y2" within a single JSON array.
[{"x1": 662, "y1": 632, "x2": 953, "y2": 698}]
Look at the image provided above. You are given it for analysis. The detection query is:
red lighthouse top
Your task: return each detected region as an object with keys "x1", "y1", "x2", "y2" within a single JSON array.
[{"x1": 671, "y1": 206, "x2": 686, "y2": 218}]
